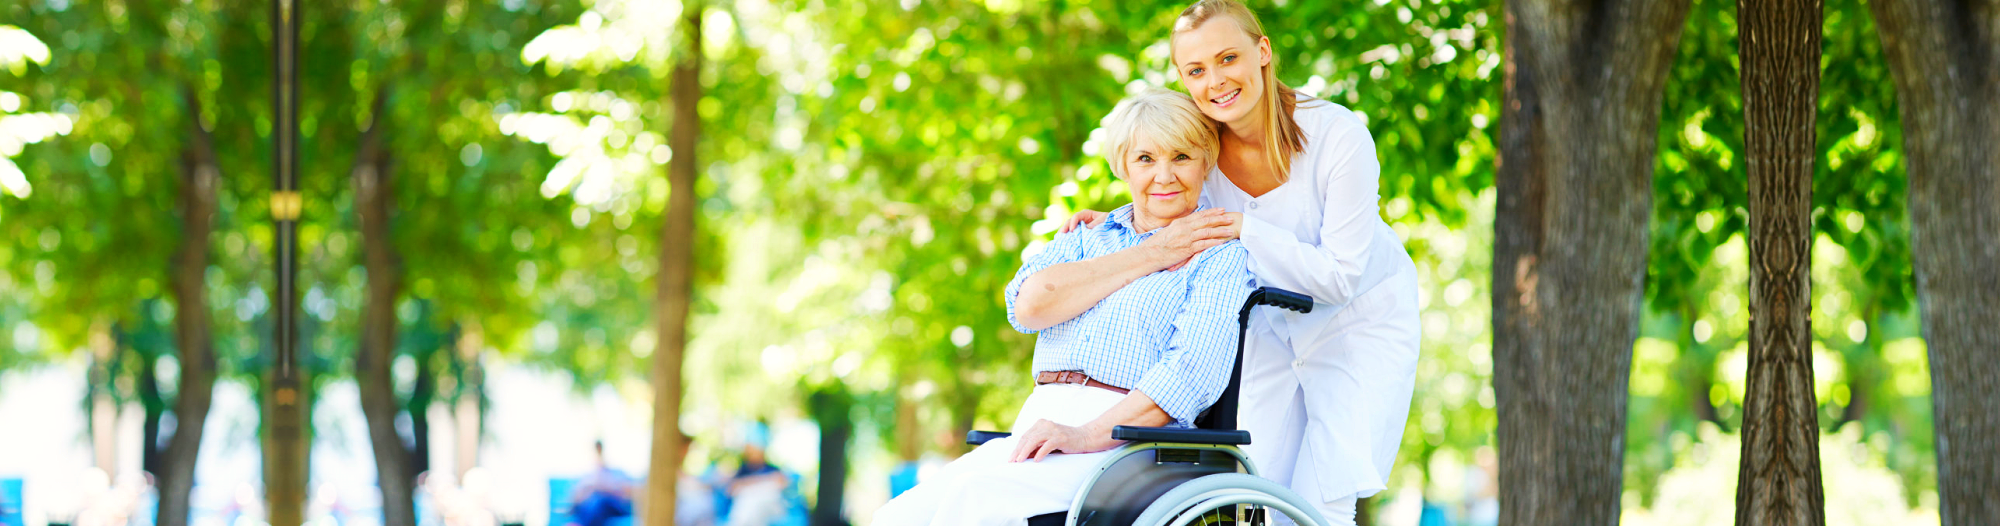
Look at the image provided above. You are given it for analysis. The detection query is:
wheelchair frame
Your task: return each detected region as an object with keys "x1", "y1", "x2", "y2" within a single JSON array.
[{"x1": 966, "y1": 287, "x2": 1324, "y2": 526}]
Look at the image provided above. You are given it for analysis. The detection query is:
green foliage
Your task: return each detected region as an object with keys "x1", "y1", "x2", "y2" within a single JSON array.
[
  {"x1": 3, "y1": 0, "x2": 267, "y2": 378},
  {"x1": 295, "y1": 0, "x2": 579, "y2": 376},
  {"x1": 0, "y1": 0, "x2": 1937, "y2": 512},
  {"x1": 1628, "y1": 0, "x2": 1932, "y2": 505},
  {"x1": 1629, "y1": 0, "x2": 1747, "y2": 503},
  {"x1": 1812, "y1": 0, "x2": 1930, "y2": 503}
]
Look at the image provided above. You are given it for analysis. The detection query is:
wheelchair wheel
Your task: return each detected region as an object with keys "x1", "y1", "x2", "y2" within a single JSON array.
[{"x1": 1132, "y1": 473, "x2": 1332, "y2": 526}]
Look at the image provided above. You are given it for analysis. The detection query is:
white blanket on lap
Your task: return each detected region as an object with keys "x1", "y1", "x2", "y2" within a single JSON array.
[{"x1": 871, "y1": 384, "x2": 1124, "y2": 526}]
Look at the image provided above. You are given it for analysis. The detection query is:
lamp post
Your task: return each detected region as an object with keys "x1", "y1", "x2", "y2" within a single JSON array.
[{"x1": 264, "y1": 1, "x2": 309, "y2": 524}]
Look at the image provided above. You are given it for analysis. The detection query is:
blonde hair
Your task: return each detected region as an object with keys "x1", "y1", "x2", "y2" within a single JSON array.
[
  {"x1": 1101, "y1": 88, "x2": 1221, "y2": 181},
  {"x1": 1172, "y1": 0, "x2": 1311, "y2": 183}
]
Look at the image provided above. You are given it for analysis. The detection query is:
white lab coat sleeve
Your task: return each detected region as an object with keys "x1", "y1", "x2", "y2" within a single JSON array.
[{"x1": 1238, "y1": 112, "x2": 1395, "y2": 310}]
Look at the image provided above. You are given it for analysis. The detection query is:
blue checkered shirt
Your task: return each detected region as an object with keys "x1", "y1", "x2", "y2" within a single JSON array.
[{"x1": 1005, "y1": 204, "x2": 1256, "y2": 427}]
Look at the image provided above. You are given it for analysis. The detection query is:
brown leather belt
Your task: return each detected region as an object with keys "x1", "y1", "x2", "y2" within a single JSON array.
[{"x1": 1036, "y1": 370, "x2": 1130, "y2": 395}]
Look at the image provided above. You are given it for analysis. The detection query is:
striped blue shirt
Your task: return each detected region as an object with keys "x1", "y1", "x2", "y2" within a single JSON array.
[{"x1": 1005, "y1": 204, "x2": 1256, "y2": 427}]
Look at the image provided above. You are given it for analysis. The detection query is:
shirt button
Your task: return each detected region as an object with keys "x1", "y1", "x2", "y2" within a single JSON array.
[
  {"x1": 1249, "y1": 202, "x2": 1260, "y2": 210},
  {"x1": 1294, "y1": 359, "x2": 1304, "y2": 367}
]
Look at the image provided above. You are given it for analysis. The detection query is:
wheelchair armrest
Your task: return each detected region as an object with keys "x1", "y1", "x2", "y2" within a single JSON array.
[
  {"x1": 966, "y1": 430, "x2": 1013, "y2": 446},
  {"x1": 1111, "y1": 425, "x2": 1250, "y2": 445}
]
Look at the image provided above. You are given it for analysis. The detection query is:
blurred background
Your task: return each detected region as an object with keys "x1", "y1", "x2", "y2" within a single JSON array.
[{"x1": 0, "y1": 0, "x2": 1933, "y2": 526}]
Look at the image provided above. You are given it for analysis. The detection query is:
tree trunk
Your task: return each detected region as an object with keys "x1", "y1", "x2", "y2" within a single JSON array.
[
  {"x1": 646, "y1": 5, "x2": 702, "y2": 525},
  {"x1": 263, "y1": 378, "x2": 311, "y2": 526},
  {"x1": 354, "y1": 88, "x2": 417, "y2": 526},
  {"x1": 893, "y1": 380, "x2": 921, "y2": 462},
  {"x1": 809, "y1": 386, "x2": 852, "y2": 526},
  {"x1": 1830, "y1": 309, "x2": 1881, "y2": 432},
  {"x1": 1867, "y1": 1, "x2": 2000, "y2": 523},
  {"x1": 90, "y1": 322, "x2": 120, "y2": 472},
  {"x1": 948, "y1": 386, "x2": 979, "y2": 455},
  {"x1": 1735, "y1": 0, "x2": 1826, "y2": 522},
  {"x1": 138, "y1": 347, "x2": 166, "y2": 478},
  {"x1": 157, "y1": 88, "x2": 221, "y2": 526},
  {"x1": 265, "y1": 3, "x2": 311, "y2": 521},
  {"x1": 454, "y1": 321, "x2": 485, "y2": 481},
  {"x1": 411, "y1": 347, "x2": 435, "y2": 478},
  {"x1": 1678, "y1": 308, "x2": 1731, "y2": 432},
  {"x1": 1492, "y1": 0, "x2": 1689, "y2": 522}
]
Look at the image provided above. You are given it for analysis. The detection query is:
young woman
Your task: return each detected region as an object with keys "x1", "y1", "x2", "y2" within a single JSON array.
[{"x1": 1055, "y1": 2, "x2": 1421, "y2": 523}]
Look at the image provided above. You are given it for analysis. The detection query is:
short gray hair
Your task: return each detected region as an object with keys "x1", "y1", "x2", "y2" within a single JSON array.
[{"x1": 1101, "y1": 88, "x2": 1220, "y2": 180}]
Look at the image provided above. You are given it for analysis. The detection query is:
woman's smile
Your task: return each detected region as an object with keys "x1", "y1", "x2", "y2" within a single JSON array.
[{"x1": 1210, "y1": 88, "x2": 1241, "y2": 108}]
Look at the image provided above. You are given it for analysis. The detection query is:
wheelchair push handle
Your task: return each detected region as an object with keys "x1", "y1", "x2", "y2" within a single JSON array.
[
  {"x1": 1198, "y1": 287, "x2": 1313, "y2": 432},
  {"x1": 1242, "y1": 287, "x2": 1313, "y2": 317}
]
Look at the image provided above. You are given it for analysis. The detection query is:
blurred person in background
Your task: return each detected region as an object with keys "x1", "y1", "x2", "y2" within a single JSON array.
[
  {"x1": 421, "y1": 470, "x2": 502, "y2": 526},
  {"x1": 564, "y1": 441, "x2": 634, "y2": 526},
  {"x1": 1463, "y1": 448, "x2": 1498, "y2": 526},
  {"x1": 223, "y1": 482, "x2": 266, "y2": 526},
  {"x1": 717, "y1": 424, "x2": 791, "y2": 526}
]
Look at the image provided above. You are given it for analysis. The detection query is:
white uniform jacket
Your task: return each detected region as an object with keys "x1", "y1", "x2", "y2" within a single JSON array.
[{"x1": 1200, "y1": 96, "x2": 1422, "y2": 504}]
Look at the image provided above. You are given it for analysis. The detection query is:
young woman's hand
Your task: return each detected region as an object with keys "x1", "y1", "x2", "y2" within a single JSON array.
[
  {"x1": 1060, "y1": 209, "x2": 1109, "y2": 233},
  {"x1": 1144, "y1": 209, "x2": 1240, "y2": 271}
]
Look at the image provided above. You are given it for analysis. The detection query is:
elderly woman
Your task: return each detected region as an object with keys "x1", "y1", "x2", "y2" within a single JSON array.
[{"x1": 870, "y1": 89, "x2": 1254, "y2": 526}]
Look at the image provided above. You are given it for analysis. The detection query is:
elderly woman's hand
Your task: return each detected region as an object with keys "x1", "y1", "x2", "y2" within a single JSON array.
[
  {"x1": 1144, "y1": 209, "x2": 1241, "y2": 271},
  {"x1": 1009, "y1": 419, "x2": 1122, "y2": 463}
]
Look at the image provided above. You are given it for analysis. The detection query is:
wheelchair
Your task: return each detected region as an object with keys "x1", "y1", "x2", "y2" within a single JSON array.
[{"x1": 966, "y1": 287, "x2": 1331, "y2": 526}]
